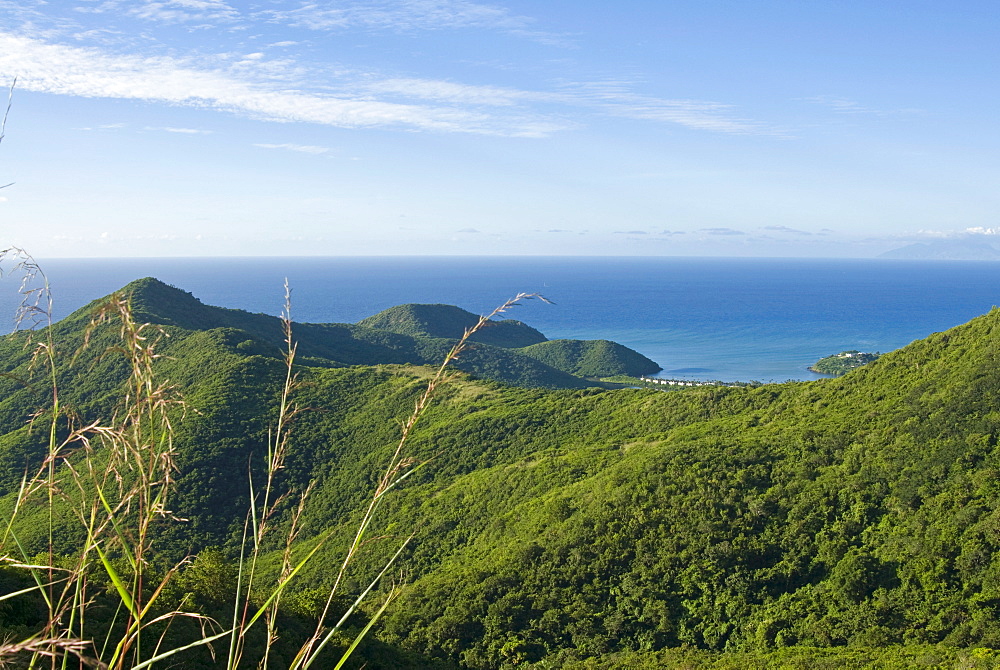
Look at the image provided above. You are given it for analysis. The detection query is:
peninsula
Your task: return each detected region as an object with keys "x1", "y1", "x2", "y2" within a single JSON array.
[{"x1": 810, "y1": 349, "x2": 881, "y2": 375}]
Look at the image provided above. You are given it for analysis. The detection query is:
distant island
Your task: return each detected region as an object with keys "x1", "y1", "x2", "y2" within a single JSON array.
[
  {"x1": 810, "y1": 350, "x2": 881, "y2": 375},
  {"x1": 878, "y1": 238, "x2": 1000, "y2": 260}
]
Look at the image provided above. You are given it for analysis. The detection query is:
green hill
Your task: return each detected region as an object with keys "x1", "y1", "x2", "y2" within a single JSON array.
[
  {"x1": 4, "y1": 279, "x2": 1000, "y2": 669},
  {"x1": 359, "y1": 303, "x2": 548, "y2": 348},
  {"x1": 65, "y1": 278, "x2": 659, "y2": 390},
  {"x1": 520, "y1": 338, "x2": 661, "y2": 377},
  {"x1": 810, "y1": 349, "x2": 881, "y2": 375}
]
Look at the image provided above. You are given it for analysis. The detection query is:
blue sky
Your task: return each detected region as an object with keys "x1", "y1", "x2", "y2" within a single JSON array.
[{"x1": 0, "y1": 0, "x2": 997, "y2": 257}]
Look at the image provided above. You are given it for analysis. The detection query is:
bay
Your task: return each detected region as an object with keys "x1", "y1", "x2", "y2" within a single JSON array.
[{"x1": 2, "y1": 256, "x2": 999, "y2": 383}]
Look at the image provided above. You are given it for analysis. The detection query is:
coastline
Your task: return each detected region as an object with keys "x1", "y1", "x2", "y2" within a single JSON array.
[{"x1": 3, "y1": 256, "x2": 998, "y2": 383}]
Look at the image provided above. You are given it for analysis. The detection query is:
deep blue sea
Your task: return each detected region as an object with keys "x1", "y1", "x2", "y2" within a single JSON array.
[{"x1": 2, "y1": 256, "x2": 999, "y2": 383}]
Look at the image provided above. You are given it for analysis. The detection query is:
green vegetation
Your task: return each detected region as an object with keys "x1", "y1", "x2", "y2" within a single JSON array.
[
  {"x1": 358, "y1": 302, "x2": 661, "y2": 380},
  {"x1": 4, "y1": 273, "x2": 1000, "y2": 668},
  {"x1": 0, "y1": 262, "x2": 537, "y2": 668},
  {"x1": 358, "y1": 303, "x2": 547, "y2": 348},
  {"x1": 810, "y1": 350, "x2": 881, "y2": 375},
  {"x1": 98, "y1": 280, "x2": 653, "y2": 390},
  {"x1": 519, "y1": 338, "x2": 660, "y2": 377}
]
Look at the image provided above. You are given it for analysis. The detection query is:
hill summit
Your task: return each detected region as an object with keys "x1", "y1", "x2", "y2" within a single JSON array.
[
  {"x1": 359, "y1": 303, "x2": 548, "y2": 348},
  {"x1": 56, "y1": 278, "x2": 660, "y2": 387}
]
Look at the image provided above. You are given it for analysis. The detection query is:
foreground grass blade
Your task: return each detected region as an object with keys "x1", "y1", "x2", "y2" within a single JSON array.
[
  {"x1": 130, "y1": 629, "x2": 232, "y2": 670},
  {"x1": 95, "y1": 542, "x2": 139, "y2": 619},
  {"x1": 332, "y1": 588, "x2": 400, "y2": 670}
]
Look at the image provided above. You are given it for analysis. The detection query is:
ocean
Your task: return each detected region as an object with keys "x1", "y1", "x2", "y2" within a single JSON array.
[{"x1": 2, "y1": 256, "x2": 999, "y2": 383}]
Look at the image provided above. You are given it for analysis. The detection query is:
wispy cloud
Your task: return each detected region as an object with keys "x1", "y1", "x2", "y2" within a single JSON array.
[
  {"x1": 805, "y1": 96, "x2": 874, "y2": 114},
  {"x1": 0, "y1": 29, "x2": 771, "y2": 138},
  {"x1": 152, "y1": 126, "x2": 213, "y2": 134},
  {"x1": 254, "y1": 142, "x2": 330, "y2": 154},
  {"x1": 78, "y1": 0, "x2": 240, "y2": 24},
  {"x1": 261, "y1": 0, "x2": 564, "y2": 42},
  {"x1": 763, "y1": 225, "x2": 811, "y2": 235},
  {"x1": 911, "y1": 227, "x2": 1000, "y2": 239},
  {"x1": 804, "y1": 95, "x2": 922, "y2": 117},
  {"x1": 363, "y1": 77, "x2": 771, "y2": 135},
  {"x1": 562, "y1": 81, "x2": 771, "y2": 135},
  {"x1": 0, "y1": 33, "x2": 561, "y2": 136},
  {"x1": 699, "y1": 227, "x2": 745, "y2": 236},
  {"x1": 76, "y1": 122, "x2": 126, "y2": 131},
  {"x1": 606, "y1": 98, "x2": 762, "y2": 134},
  {"x1": 362, "y1": 77, "x2": 546, "y2": 107}
]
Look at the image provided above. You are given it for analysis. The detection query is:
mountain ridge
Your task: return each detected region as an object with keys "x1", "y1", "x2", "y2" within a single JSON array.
[
  {"x1": 359, "y1": 302, "x2": 549, "y2": 348},
  {"x1": 76, "y1": 277, "x2": 659, "y2": 386}
]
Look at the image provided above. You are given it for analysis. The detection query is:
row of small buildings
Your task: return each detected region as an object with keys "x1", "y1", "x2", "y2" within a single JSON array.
[
  {"x1": 637, "y1": 376, "x2": 758, "y2": 389},
  {"x1": 638, "y1": 376, "x2": 718, "y2": 387}
]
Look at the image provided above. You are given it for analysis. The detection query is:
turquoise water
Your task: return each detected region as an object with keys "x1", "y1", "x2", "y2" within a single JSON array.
[{"x1": 3, "y1": 256, "x2": 999, "y2": 382}]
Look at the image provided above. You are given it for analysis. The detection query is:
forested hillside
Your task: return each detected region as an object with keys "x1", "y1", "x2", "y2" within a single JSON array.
[
  {"x1": 2, "y1": 278, "x2": 1000, "y2": 669},
  {"x1": 358, "y1": 303, "x2": 548, "y2": 348}
]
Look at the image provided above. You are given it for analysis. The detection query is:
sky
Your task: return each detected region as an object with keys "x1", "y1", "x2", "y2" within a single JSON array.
[{"x1": 0, "y1": 0, "x2": 997, "y2": 258}]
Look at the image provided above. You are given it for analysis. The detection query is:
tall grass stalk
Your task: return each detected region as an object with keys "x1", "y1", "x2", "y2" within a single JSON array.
[
  {"x1": 225, "y1": 281, "x2": 307, "y2": 669},
  {"x1": 0, "y1": 78, "x2": 13, "y2": 191},
  {"x1": 0, "y1": 250, "x2": 545, "y2": 667},
  {"x1": 1, "y1": 248, "x2": 219, "y2": 668},
  {"x1": 293, "y1": 290, "x2": 548, "y2": 669}
]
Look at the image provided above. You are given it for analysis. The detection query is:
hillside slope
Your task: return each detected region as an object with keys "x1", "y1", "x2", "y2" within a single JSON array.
[
  {"x1": 359, "y1": 303, "x2": 548, "y2": 348},
  {"x1": 363, "y1": 310, "x2": 1000, "y2": 667},
  {"x1": 47, "y1": 278, "x2": 665, "y2": 389},
  {"x1": 519, "y1": 338, "x2": 661, "y2": 377},
  {"x1": 3, "y1": 280, "x2": 1000, "y2": 668}
]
